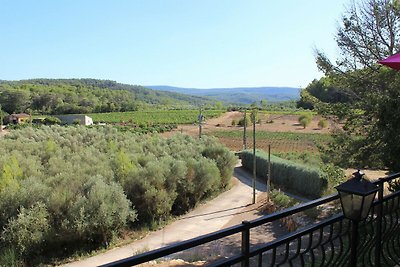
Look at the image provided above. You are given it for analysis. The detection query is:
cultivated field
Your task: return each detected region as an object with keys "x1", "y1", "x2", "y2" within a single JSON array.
[
  {"x1": 87, "y1": 110, "x2": 224, "y2": 124},
  {"x1": 165, "y1": 111, "x2": 336, "y2": 153}
]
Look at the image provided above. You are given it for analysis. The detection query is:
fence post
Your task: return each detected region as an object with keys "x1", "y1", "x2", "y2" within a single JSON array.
[
  {"x1": 241, "y1": 221, "x2": 251, "y2": 267},
  {"x1": 375, "y1": 179, "x2": 384, "y2": 266}
]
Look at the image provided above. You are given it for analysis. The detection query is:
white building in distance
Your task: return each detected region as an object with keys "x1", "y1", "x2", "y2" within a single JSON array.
[{"x1": 55, "y1": 115, "x2": 93, "y2": 126}]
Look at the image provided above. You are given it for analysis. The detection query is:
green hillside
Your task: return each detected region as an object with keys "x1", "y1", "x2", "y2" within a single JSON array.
[{"x1": 0, "y1": 79, "x2": 215, "y2": 115}]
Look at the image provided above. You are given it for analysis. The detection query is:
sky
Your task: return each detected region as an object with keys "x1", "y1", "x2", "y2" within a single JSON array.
[{"x1": 0, "y1": 0, "x2": 349, "y2": 89}]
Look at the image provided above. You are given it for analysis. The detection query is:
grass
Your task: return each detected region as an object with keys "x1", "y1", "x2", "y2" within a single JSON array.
[
  {"x1": 209, "y1": 130, "x2": 332, "y2": 143},
  {"x1": 273, "y1": 151, "x2": 323, "y2": 167}
]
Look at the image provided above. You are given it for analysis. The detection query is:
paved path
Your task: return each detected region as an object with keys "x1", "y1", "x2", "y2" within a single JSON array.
[{"x1": 62, "y1": 166, "x2": 269, "y2": 267}]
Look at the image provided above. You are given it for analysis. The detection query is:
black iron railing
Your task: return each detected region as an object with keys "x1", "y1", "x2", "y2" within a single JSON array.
[{"x1": 100, "y1": 173, "x2": 400, "y2": 267}]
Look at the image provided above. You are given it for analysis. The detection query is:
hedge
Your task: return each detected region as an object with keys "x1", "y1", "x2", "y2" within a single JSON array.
[{"x1": 240, "y1": 150, "x2": 327, "y2": 198}]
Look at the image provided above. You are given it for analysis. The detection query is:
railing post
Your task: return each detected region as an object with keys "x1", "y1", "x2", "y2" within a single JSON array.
[
  {"x1": 241, "y1": 221, "x2": 251, "y2": 267},
  {"x1": 350, "y1": 220, "x2": 358, "y2": 267},
  {"x1": 375, "y1": 179, "x2": 384, "y2": 266}
]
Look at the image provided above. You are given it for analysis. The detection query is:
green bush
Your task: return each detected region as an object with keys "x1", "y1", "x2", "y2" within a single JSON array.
[
  {"x1": 269, "y1": 189, "x2": 297, "y2": 209},
  {"x1": 0, "y1": 247, "x2": 21, "y2": 267},
  {"x1": 237, "y1": 116, "x2": 250, "y2": 127},
  {"x1": 298, "y1": 114, "x2": 313, "y2": 128},
  {"x1": 202, "y1": 146, "x2": 237, "y2": 189},
  {"x1": 68, "y1": 177, "x2": 137, "y2": 244},
  {"x1": 43, "y1": 117, "x2": 61, "y2": 125},
  {"x1": 1, "y1": 203, "x2": 50, "y2": 258},
  {"x1": 318, "y1": 118, "x2": 328, "y2": 129},
  {"x1": 241, "y1": 150, "x2": 327, "y2": 198},
  {"x1": 0, "y1": 126, "x2": 236, "y2": 263}
]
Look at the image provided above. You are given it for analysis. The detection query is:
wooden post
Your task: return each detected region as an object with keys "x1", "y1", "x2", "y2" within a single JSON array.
[
  {"x1": 251, "y1": 109, "x2": 256, "y2": 204},
  {"x1": 198, "y1": 107, "x2": 203, "y2": 139},
  {"x1": 243, "y1": 110, "x2": 247, "y2": 150},
  {"x1": 267, "y1": 144, "x2": 271, "y2": 202}
]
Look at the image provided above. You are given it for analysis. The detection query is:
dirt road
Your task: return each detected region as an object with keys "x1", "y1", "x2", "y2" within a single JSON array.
[{"x1": 62, "y1": 166, "x2": 275, "y2": 267}]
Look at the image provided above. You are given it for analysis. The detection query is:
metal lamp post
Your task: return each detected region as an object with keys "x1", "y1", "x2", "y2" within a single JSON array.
[{"x1": 335, "y1": 170, "x2": 379, "y2": 267}]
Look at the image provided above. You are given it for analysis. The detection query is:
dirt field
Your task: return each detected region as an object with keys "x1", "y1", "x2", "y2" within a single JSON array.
[
  {"x1": 178, "y1": 111, "x2": 334, "y2": 134},
  {"x1": 163, "y1": 111, "x2": 335, "y2": 153}
]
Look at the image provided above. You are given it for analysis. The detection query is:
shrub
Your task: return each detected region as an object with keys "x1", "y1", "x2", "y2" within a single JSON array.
[
  {"x1": 0, "y1": 126, "x2": 235, "y2": 263},
  {"x1": 231, "y1": 119, "x2": 236, "y2": 126},
  {"x1": 241, "y1": 150, "x2": 327, "y2": 198},
  {"x1": 269, "y1": 189, "x2": 297, "y2": 209},
  {"x1": 237, "y1": 116, "x2": 250, "y2": 127},
  {"x1": 298, "y1": 114, "x2": 313, "y2": 128},
  {"x1": 318, "y1": 118, "x2": 328, "y2": 129},
  {"x1": 2, "y1": 203, "x2": 50, "y2": 258},
  {"x1": 43, "y1": 117, "x2": 61, "y2": 125},
  {"x1": 69, "y1": 177, "x2": 137, "y2": 244},
  {"x1": 320, "y1": 164, "x2": 345, "y2": 192},
  {"x1": 0, "y1": 247, "x2": 21, "y2": 267},
  {"x1": 202, "y1": 146, "x2": 237, "y2": 189}
]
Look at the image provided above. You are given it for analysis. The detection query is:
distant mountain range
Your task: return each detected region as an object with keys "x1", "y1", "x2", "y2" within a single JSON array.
[{"x1": 146, "y1": 85, "x2": 301, "y2": 104}]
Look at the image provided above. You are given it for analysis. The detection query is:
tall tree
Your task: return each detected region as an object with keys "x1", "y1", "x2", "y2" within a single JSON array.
[
  {"x1": 314, "y1": 0, "x2": 400, "y2": 170},
  {"x1": 317, "y1": 0, "x2": 400, "y2": 75},
  {"x1": 0, "y1": 88, "x2": 30, "y2": 114}
]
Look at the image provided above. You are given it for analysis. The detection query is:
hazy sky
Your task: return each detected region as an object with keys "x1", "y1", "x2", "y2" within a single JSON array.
[{"x1": 0, "y1": 0, "x2": 349, "y2": 88}]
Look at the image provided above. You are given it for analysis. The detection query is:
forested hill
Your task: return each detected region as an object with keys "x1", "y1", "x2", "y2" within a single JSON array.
[
  {"x1": 147, "y1": 85, "x2": 301, "y2": 104},
  {"x1": 0, "y1": 79, "x2": 215, "y2": 115}
]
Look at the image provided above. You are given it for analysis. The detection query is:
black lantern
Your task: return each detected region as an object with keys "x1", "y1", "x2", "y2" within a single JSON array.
[
  {"x1": 335, "y1": 170, "x2": 379, "y2": 267},
  {"x1": 335, "y1": 170, "x2": 379, "y2": 221}
]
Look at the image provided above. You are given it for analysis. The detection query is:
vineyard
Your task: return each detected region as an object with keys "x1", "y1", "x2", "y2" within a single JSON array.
[
  {"x1": 207, "y1": 130, "x2": 333, "y2": 153},
  {"x1": 83, "y1": 110, "x2": 335, "y2": 153},
  {"x1": 87, "y1": 110, "x2": 224, "y2": 124}
]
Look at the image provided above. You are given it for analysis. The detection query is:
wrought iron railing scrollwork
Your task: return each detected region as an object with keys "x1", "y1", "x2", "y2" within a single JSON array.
[{"x1": 101, "y1": 173, "x2": 400, "y2": 267}]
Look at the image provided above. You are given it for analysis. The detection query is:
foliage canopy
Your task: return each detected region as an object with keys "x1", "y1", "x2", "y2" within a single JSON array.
[
  {"x1": 299, "y1": 0, "x2": 400, "y2": 171},
  {"x1": 0, "y1": 126, "x2": 236, "y2": 264},
  {"x1": 0, "y1": 79, "x2": 216, "y2": 115}
]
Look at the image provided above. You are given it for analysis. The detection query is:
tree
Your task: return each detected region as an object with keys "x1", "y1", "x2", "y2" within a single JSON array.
[
  {"x1": 314, "y1": 0, "x2": 400, "y2": 170},
  {"x1": 214, "y1": 101, "x2": 224, "y2": 110},
  {"x1": 316, "y1": 0, "x2": 400, "y2": 75},
  {"x1": 0, "y1": 89, "x2": 30, "y2": 114},
  {"x1": 260, "y1": 100, "x2": 267, "y2": 110},
  {"x1": 297, "y1": 77, "x2": 350, "y2": 110},
  {"x1": 250, "y1": 108, "x2": 258, "y2": 123}
]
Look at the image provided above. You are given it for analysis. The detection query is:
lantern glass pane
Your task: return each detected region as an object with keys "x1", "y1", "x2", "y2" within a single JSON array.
[
  {"x1": 340, "y1": 192, "x2": 364, "y2": 221},
  {"x1": 360, "y1": 193, "x2": 376, "y2": 220}
]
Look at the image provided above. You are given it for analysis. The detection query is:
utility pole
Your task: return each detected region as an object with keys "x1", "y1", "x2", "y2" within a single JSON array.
[
  {"x1": 251, "y1": 109, "x2": 257, "y2": 204},
  {"x1": 198, "y1": 107, "x2": 203, "y2": 139},
  {"x1": 267, "y1": 144, "x2": 271, "y2": 202},
  {"x1": 243, "y1": 109, "x2": 247, "y2": 150}
]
